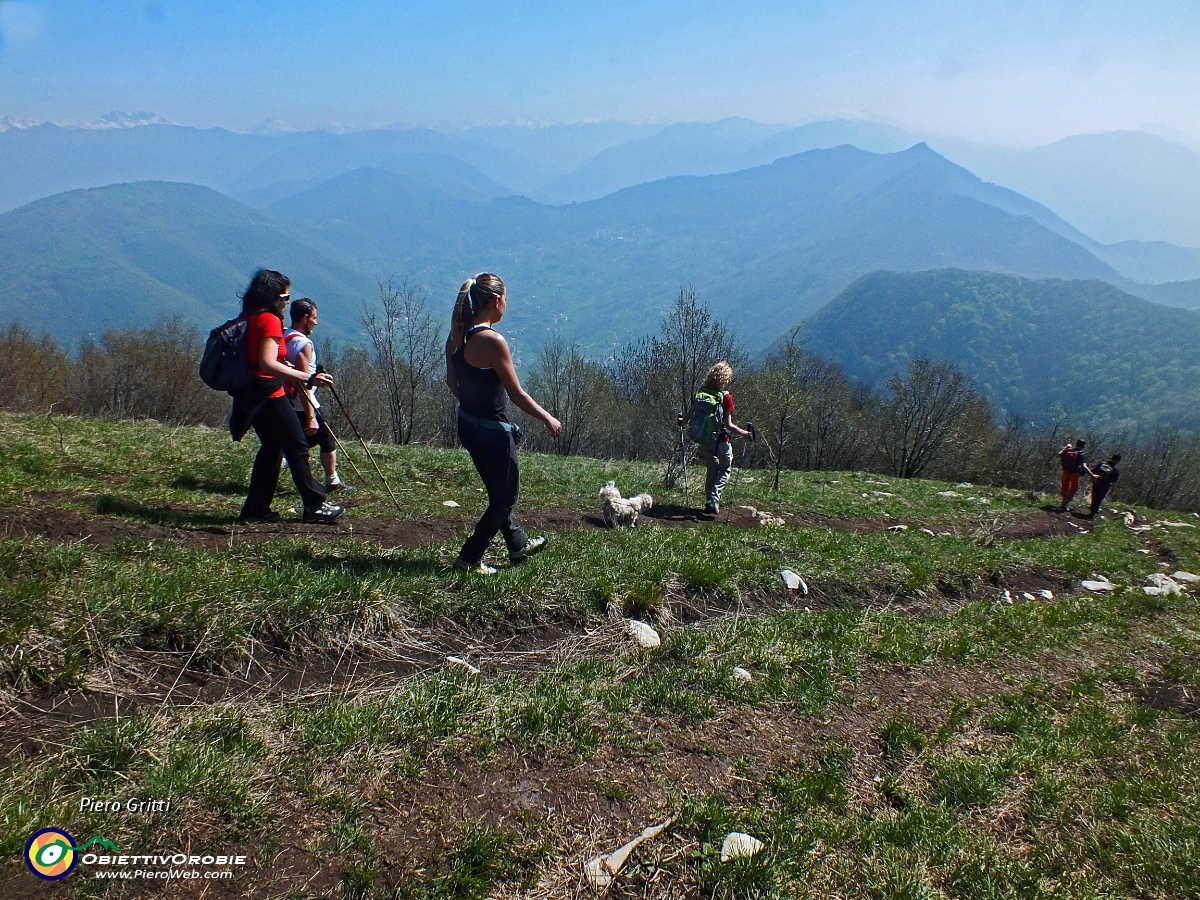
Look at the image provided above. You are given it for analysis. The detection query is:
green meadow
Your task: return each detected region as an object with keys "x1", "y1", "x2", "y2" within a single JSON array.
[{"x1": 1, "y1": 412, "x2": 1198, "y2": 898}]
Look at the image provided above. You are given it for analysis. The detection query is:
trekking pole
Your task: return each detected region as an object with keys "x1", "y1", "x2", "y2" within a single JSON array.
[
  {"x1": 726, "y1": 422, "x2": 754, "y2": 519},
  {"x1": 316, "y1": 368, "x2": 406, "y2": 517},
  {"x1": 677, "y1": 412, "x2": 690, "y2": 505}
]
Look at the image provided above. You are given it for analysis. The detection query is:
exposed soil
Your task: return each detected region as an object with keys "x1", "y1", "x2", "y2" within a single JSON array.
[{"x1": 0, "y1": 495, "x2": 1087, "y2": 555}]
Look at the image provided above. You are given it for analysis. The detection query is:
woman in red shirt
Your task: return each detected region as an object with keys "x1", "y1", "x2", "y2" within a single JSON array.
[{"x1": 234, "y1": 269, "x2": 343, "y2": 524}]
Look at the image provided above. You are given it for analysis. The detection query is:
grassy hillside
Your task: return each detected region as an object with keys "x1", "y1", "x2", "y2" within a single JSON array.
[
  {"x1": 1, "y1": 411, "x2": 1199, "y2": 897},
  {"x1": 804, "y1": 269, "x2": 1200, "y2": 429},
  {"x1": 0, "y1": 181, "x2": 377, "y2": 344}
]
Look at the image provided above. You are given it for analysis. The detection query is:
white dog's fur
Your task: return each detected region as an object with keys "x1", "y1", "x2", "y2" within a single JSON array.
[{"x1": 600, "y1": 481, "x2": 653, "y2": 528}]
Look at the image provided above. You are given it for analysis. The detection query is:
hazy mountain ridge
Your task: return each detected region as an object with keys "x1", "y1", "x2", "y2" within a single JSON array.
[
  {"x1": 0, "y1": 143, "x2": 1150, "y2": 355},
  {"x1": 0, "y1": 182, "x2": 375, "y2": 344},
  {"x1": 3, "y1": 116, "x2": 1198, "y2": 275},
  {"x1": 804, "y1": 269, "x2": 1200, "y2": 429}
]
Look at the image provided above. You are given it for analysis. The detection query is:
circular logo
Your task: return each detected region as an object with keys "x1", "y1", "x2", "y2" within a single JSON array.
[{"x1": 25, "y1": 828, "x2": 78, "y2": 880}]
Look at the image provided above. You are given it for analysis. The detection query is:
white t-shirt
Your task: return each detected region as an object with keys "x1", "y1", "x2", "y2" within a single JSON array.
[{"x1": 283, "y1": 328, "x2": 319, "y2": 411}]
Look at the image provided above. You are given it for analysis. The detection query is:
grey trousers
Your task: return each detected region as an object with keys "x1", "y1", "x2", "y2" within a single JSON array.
[{"x1": 702, "y1": 440, "x2": 733, "y2": 507}]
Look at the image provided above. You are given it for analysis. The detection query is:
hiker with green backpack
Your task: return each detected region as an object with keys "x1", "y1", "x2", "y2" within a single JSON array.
[{"x1": 679, "y1": 361, "x2": 754, "y2": 515}]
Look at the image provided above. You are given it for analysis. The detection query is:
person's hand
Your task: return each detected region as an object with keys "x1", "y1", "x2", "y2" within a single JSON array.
[
  {"x1": 677, "y1": 413, "x2": 684, "y2": 427},
  {"x1": 304, "y1": 420, "x2": 319, "y2": 436},
  {"x1": 546, "y1": 415, "x2": 563, "y2": 436},
  {"x1": 310, "y1": 372, "x2": 333, "y2": 389}
]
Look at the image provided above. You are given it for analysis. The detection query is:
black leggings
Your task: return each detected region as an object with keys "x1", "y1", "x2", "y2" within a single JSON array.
[
  {"x1": 457, "y1": 419, "x2": 527, "y2": 564},
  {"x1": 295, "y1": 407, "x2": 338, "y2": 454},
  {"x1": 243, "y1": 396, "x2": 326, "y2": 516}
]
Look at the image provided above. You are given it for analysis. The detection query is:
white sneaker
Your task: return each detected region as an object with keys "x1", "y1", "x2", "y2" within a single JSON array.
[{"x1": 454, "y1": 558, "x2": 497, "y2": 575}]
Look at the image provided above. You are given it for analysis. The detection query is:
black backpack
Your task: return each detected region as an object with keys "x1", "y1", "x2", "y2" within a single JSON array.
[{"x1": 199, "y1": 316, "x2": 251, "y2": 394}]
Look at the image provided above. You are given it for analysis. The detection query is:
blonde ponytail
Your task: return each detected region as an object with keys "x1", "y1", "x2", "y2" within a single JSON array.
[{"x1": 448, "y1": 272, "x2": 506, "y2": 349}]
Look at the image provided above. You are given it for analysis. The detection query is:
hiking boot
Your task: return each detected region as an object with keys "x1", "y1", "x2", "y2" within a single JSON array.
[
  {"x1": 302, "y1": 501, "x2": 344, "y2": 524},
  {"x1": 509, "y1": 535, "x2": 548, "y2": 563},
  {"x1": 326, "y1": 479, "x2": 356, "y2": 494},
  {"x1": 703, "y1": 501, "x2": 719, "y2": 516},
  {"x1": 238, "y1": 510, "x2": 281, "y2": 525},
  {"x1": 455, "y1": 557, "x2": 497, "y2": 575}
]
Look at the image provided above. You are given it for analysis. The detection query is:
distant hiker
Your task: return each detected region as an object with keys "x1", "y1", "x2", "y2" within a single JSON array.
[
  {"x1": 283, "y1": 298, "x2": 353, "y2": 494},
  {"x1": 446, "y1": 273, "x2": 561, "y2": 574},
  {"x1": 1057, "y1": 439, "x2": 1091, "y2": 513},
  {"x1": 230, "y1": 270, "x2": 344, "y2": 525},
  {"x1": 681, "y1": 361, "x2": 753, "y2": 515},
  {"x1": 1086, "y1": 454, "x2": 1121, "y2": 519}
]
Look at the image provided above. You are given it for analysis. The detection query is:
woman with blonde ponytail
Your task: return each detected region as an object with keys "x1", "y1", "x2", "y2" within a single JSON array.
[{"x1": 446, "y1": 273, "x2": 562, "y2": 574}]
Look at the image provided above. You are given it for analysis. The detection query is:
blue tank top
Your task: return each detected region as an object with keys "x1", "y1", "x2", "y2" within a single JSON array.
[{"x1": 452, "y1": 325, "x2": 507, "y2": 421}]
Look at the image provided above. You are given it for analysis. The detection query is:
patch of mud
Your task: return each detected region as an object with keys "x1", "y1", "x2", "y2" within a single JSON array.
[{"x1": 1139, "y1": 677, "x2": 1200, "y2": 718}]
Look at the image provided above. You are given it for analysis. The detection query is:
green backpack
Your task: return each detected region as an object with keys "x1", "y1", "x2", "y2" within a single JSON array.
[{"x1": 689, "y1": 390, "x2": 726, "y2": 443}]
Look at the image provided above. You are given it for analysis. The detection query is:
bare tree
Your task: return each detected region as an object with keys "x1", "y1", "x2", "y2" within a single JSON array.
[
  {"x1": 614, "y1": 285, "x2": 742, "y2": 464},
  {"x1": 756, "y1": 325, "x2": 810, "y2": 490},
  {"x1": 2, "y1": 324, "x2": 71, "y2": 412},
  {"x1": 876, "y1": 357, "x2": 984, "y2": 478},
  {"x1": 74, "y1": 320, "x2": 225, "y2": 425},
  {"x1": 527, "y1": 335, "x2": 609, "y2": 456},
  {"x1": 361, "y1": 276, "x2": 441, "y2": 444}
]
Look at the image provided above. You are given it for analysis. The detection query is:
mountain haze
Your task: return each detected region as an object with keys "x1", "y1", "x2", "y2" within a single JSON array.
[
  {"x1": 0, "y1": 182, "x2": 375, "y2": 344},
  {"x1": 272, "y1": 143, "x2": 1125, "y2": 349}
]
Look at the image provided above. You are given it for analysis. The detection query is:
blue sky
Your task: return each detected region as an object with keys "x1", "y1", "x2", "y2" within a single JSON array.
[{"x1": 1, "y1": 0, "x2": 1198, "y2": 143}]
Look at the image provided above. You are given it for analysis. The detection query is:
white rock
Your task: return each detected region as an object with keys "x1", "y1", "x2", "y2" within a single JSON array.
[
  {"x1": 446, "y1": 655, "x2": 480, "y2": 675},
  {"x1": 958, "y1": 482, "x2": 973, "y2": 488},
  {"x1": 1021, "y1": 592, "x2": 1035, "y2": 601},
  {"x1": 1144, "y1": 586, "x2": 1166, "y2": 596},
  {"x1": 1038, "y1": 590, "x2": 1054, "y2": 600},
  {"x1": 1160, "y1": 521, "x2": 1196, "y2": 528},
  {"x1": 732, "y1": 666, "x2": 753, "y2": 683},
  {"x1": 1002, "y1": 589, "x2": 1014, "y2": 604},
  {"x1": 1172, "y1": 571, "x2": 1200, "y2": 584},
  {"x1": 584, "y1": 818, "x2": 674, "y2": 887},
  {"x1": 442, "y1": 500, "x2": 460, "y2": 507},
  {"x1": 1146, "y1": 574, "x2": 1184, "y2": 595},
  {"x1": 938, "y1": 531, "x2": 952, "y2": 537},
  {"x1": 937, "y1": 491, "x2": 960, "y2": 498},
  {"x1": 887, "y1": 524, "x2": 908, "y2": 532},
  {"x1": 1136, "y1": 549, "x2": 1151, "y2": 554},
  {"x1": 779, "y1": 569, "x2": 808, "y2": 593},
  {"x1": 627, "y1": 619, "x2": 661, "y2": 649},
  {"x1": 720, "y1": 832, "x2": 765, "y2": 862},
  {"x1": 1081, "y1": 579, "x2": 1117, "y2": 593},
  {"x1": 920, "y1": 528, "x2": 936, "y2": 537},
  {"x1": 872, "y1": 491, "x2": 894, "y2": 498}
]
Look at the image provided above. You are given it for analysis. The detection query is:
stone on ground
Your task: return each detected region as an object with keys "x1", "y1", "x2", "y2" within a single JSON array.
[
  {"x1": 779, "y1": 569, "x2": 808, "y2": 593},
  {"x1": 720, "y1": 832, "x2": 765, "y2": 862},
  {"x1": 627, "y1": 619, "x2": 661, "y2": 649},
  {"x1": 584, "y1": 817, "x2": 674, "y2": 887}
]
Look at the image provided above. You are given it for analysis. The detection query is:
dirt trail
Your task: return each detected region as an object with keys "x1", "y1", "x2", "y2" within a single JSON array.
[{"x1": 0, "y1": 496, "x2": 1077, "y2": 552}]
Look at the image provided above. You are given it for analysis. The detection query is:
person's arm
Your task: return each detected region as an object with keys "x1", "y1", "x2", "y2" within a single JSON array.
[
  {"x1": 445, "y1": 337, "x2": 461, "y2": 401},
  {"x1": 722, "y1": 408, "x2": 751, "y2": 439},
  {"x1": 296, "y1": 343, "x2": 319, "y2": 432},
  {"x1": 478, "y1": 332, "x2": 562, "y2": 435},
  {"x1": 258, "y1": 337, "x2": 332, "y2": 389}
]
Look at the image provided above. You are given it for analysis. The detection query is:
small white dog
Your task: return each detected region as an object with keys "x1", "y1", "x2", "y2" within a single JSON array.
[{"x1": 600, "y1": 481, "x2": 653, "y2": 528}]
